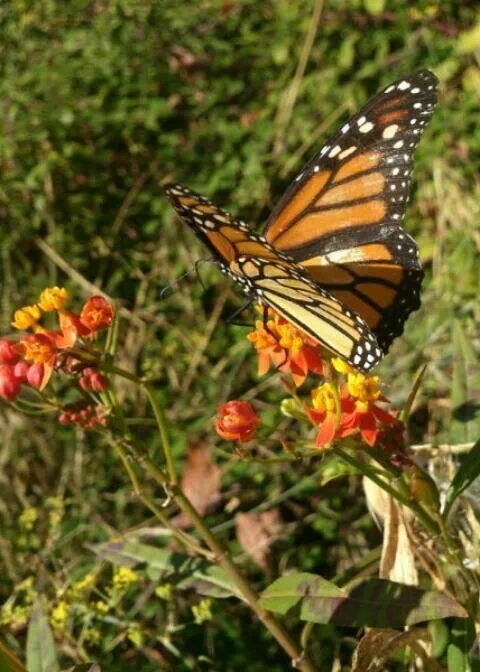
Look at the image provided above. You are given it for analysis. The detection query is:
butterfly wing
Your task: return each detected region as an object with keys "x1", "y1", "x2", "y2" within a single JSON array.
[
  {"x1": 164, "y1": 183, "x2": 382, "y2": 371},
  {"x1": 236, "y1": 257, "x2": 383, "y2": 371},
  {"x1": 265, "y1": 69, "x2": 438, "y2": 351}
]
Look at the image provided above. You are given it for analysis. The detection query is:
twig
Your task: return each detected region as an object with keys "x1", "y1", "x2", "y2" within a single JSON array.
[{"x1": 272, "y1": 0, "x2": 325, "y2": 156}]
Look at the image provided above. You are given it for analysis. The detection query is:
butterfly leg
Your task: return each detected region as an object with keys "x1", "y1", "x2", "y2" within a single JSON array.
[{"x1": 225, "y1": 298, "x2": 254, "y2": 325}]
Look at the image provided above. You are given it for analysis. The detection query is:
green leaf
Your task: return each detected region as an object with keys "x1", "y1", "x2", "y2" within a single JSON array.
[
  {"x1": 319, "y1": 453, "x2": 362, "y2": 485},
  {"x1": 450, "y1": 321, "x2": 480, "y2": 443},
  {"x1": 447, "y1": 618, "x2": 475, "y2": 672},
  {"x1": 26, "y1": 603, "x2": 59, "y2": 672},
  {"x1": 363, "y1": 0, "x2": 385, "y2": 15},
  {"x1": 91, "y1": 540, "x2": 240, "y2": 599},
  {"x1": 62, "y1": 666, "x2": 101, "y2": 672},
  {"x1": 444, "y1": 439, "x2": 480, "y2": 518},
  {"x1": 259, "y1": 574, "x2": 468, "y2": 627}
]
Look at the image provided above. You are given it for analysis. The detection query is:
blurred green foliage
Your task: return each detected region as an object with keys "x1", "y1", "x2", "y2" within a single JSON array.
[{"x1": 1, "y1": 0, "x2": 480, "y2": 669}]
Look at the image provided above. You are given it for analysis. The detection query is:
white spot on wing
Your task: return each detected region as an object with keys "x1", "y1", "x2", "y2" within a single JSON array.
[
  {"x1": 359, "y1": 121, "x2": 374, "y2": 133},
  {"x1": 383, "y1": 124, "x2": 399, "y2": 139}
]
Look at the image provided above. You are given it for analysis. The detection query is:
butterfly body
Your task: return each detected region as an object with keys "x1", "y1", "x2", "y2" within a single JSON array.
[{"x1": 164, "y1": 70, "x2": 438, "y2": 373}]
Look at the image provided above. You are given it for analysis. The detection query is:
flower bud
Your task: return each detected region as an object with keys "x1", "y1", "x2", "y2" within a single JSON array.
[
  {"x1": 0, "y1": 339, "x2": 20, "y2": 364},
  {"x1": 215, "y1": 400, "x2": 260, "y2": 443},
  {"x1": 0, "y1": 364, "x2": 21, "y2": 400}
]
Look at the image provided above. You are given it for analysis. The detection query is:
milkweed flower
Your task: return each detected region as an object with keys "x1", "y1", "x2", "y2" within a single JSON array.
[
  {"x1": 0, "y1": 339, "x2": 20, "y2": 365},
  {"x1": 309, "y1": 382, "x2": 340, "y2": 448},
  {"x1": 247, "y1": 309, "x2": 323, "y2": 386},
  {"x1": 338, "y1": 373, "x2": 397, "y2": 447},
  {"x1": 78, "y1": 368, "x2": 107, "y2": 393},
  {"x1": 11, "y1": 304, "x2": 42, "y2": 331},
  {"x1": 0, "y1": 364, "x2": 22, "y2": 400},
  {"x1": 215, "y1": 400, "x2": 260, "y2": 443},
  {"x1": 38, "y1": 286, "x2": 69, "y2": 312},
  {"x1": 80, "y1": 296, "x2": 114, "y2": 332}
]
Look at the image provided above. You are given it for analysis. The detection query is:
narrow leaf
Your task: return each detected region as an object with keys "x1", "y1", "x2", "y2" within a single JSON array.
[
  {"x1": 447, "y1": 618, "x2": 475, "y2": 672},
  {"x1": 91, "y1": 540, "x2": 239, "y2": 599},
  {"x1": 260, "y1": 574, "x2": 468, "y2": 627},
  {"x1": 444, "y1": 439, "x2": 480, "y2": 518},
  {"x1": 26, "y1": 603, "x2": 59, "y2": 672}
]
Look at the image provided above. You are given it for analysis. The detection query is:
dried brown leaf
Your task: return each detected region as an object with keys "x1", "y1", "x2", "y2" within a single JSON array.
[
  {"x1": 235, "y1": 510, "x2": 281, "y2": 570},
  {"x1": 174, "y1": 443, "x2": 221, "y2": 528}
]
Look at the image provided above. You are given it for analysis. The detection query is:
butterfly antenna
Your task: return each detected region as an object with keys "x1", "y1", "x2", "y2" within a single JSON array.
[
  {"x1": 160, "y1": 271, "x2": 192, "y2": 298},
  {"x1": 225, "y1": 298, "x2": 254, "y2": 325},
  {"x1": 194, "y1": 257, "x2": 217, "y2": 292}
]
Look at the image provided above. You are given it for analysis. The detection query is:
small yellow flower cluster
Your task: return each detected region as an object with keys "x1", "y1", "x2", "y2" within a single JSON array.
[
  {"x1": 192, "y1": 598, "x2": 212, "y2": 625},
  {"x1": 19, "y1": 507, "x2": 38, "y2": 531},
  {"x1": 112, "y1": 566, "x2": 139, "y2": 591},
  {"x1": 46, "y1": 497, "x2": 65, "y2": 531},
  {"x1": 11, "y1": 287, "x2": 68, "y2": 331},
  {"x1": 155, "y1": 584, "x2": 173, "y2": 600},
  {"x1": 51, "y1": 600, "x2": 70, "y2": 633},
  {"x1": 1, "y1": 576, "x2": 37, "y2": 630},
  {"x1": 68, "y1": 571, "x2": 96, "y2": 600}
]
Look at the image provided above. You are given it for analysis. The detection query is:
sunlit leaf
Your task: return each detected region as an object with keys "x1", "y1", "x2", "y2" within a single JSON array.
[
  {"x1": 26, "y1": 603, "x2": 59, "y2": 672},
  {"x1": 259, "y1": 574, "x2": 468, "y2": 627}
]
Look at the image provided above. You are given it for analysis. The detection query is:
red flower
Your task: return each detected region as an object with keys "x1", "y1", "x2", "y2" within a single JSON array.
[
  {"x1": 0, "y1": 339, "x2": 20, "y2": 365},
  {"x1": 337, "y1": 374, "x2": 397, "y2": 447},
  {"x1": 78, "y1": 368, "x2": 107, "y2": 393},
  {"x1": 80, "y1": 296, "x2": 114, "y2": 332},
  {"x1": 215, "y1": 400, "x2": 260, "y2": 443},
  {"x1": 26, "y1": 363, "x2": 45, "y2": 389},
  {"x1": 247, "y1": 310, "x2": 323, "y2": 386},
  {"x1": 0, "y1": 364, "x2": 21, "y2": 400},
  {"x1": 308, "y1": 383, "x2": 339, "y2": 448}
]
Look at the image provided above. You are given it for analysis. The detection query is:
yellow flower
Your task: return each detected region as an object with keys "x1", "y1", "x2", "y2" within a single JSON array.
[
  {"x1": 112, "y1": 566, "x2": 138, "y2": 590},
  {"x1": 19, "y1": 507, "x2": 38, "y2": 531},
  {"x1": 155, "y1": 584, "x2": 173, "y2": 601},
  {"x1": 11, "y1": 304, "x2": 41, "y2": 330},
  {"x1": 51, "y1": 600, "x2": 70, "y2": 633},
  {"x1": 347, "y1": 373, "x2": 381, "y2": 403},
  {"x1": 331, "y1": 358, "x2": 354, "y2": 375},
  {"x1": 192, "y1": 598, "x2": 212, "y2": 625},
  {"x1": 38, "y1": 286, "x2": 69, "y2": 312},
  {"x1": 311, "y1": 382, "x2": 337, "y2": 414},
  {"x1": 69, "y1": 571, "x2": 95, "y2": 599},
  {"x1": 94, "y1": 600, "x2": 109, "y2": 614}
]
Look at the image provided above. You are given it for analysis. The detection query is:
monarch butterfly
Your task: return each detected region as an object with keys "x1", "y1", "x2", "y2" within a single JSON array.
[{"x1": 164, "y1": 70, "x2": 438, "y2": 372}]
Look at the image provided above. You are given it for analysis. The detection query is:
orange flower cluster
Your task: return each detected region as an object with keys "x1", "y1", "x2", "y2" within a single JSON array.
[
  {"x1": 247, "y1": 309, "x2": 323, "y2": 386},
  {"x1": 213, "y1": 309, "x2": 401, "y2": 451},
  {"x1": 0, "y1": 288, "x2": 114, "y2": 406},
  {"x1": 308, "y1": 360, "x2": 397, "y2": 448}
]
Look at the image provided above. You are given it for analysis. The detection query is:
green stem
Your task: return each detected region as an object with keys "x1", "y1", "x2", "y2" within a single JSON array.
[
  {"x1": 172, "y1": 486, "x2": 315, "y2": 672},
  {"x1": 112, "y1": 439, "x2": 211, "y2": 559},
  {"x1": 103, "y1": 364, "x2": 316, "y2": 668},
  {"x1": 142, "y1": 382, "x2": 177, "y2": 485},
  {"x1": 333, "y1": 446, "x2": 439, "y2": 536},
  {"x1": 0, "y1": 638, "x2": 26, "y2": 672}
]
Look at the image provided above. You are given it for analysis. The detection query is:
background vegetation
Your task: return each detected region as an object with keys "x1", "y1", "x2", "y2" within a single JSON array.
[{"x1": 1, "y1": 0, "x2": 480, "y2": 669}]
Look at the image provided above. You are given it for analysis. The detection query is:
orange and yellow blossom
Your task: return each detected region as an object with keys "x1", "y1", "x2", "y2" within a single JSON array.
[
  {"x1": 80, "y1": 296, "x2": 114, "y2": 332},
  {"x1": 11, "y1": 305, "x2": 42, "y2": 331},
  {"x1": 17, "y1": 332, "x2": 58, "y2": 390},
  {"x1": 338, "y1": 372, "x2": 396, "y2": 447},
  {"x1": 308, "y1": 382, "x2": 340, "y2": 447},
  {"x1": 38, "y1": 286, "x2": 69, "y2": 312},
  {"x1": 247, "y1": 309, "x2": 323, "y2": 386}
]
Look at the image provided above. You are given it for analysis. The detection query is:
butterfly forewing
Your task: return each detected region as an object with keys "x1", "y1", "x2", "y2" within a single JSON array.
[
  {"x1": 264, "y1": 69, "x2": 437, "y2": 351},
  {"x1": 164, "y1": 183, "x2": 382, "y2": 372}
]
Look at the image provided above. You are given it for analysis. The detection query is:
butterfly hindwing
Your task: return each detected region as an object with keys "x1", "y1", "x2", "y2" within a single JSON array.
[{"x1": 264, "y1": 70, "x2": 437, "y2": 351}]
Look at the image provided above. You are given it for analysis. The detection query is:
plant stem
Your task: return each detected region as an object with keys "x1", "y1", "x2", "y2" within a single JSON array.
[
  {"x1": 333, "y1": 446, "x2": 440, "y2": 535},
  {"x1": 137, "y1": 381, "x2": 315, "y2": 670},
  {"x1": 0, "y1": 638, "x2": 26, "y2": 672},
  {"x1": 172, "y1": 485, "x2": 316, "y2": 672},
  {"x1": 142, "y1": 382, "x2": 177, "y2": 485}
]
